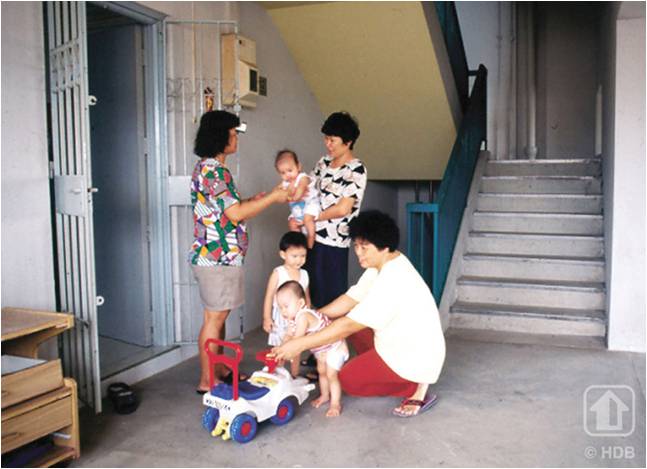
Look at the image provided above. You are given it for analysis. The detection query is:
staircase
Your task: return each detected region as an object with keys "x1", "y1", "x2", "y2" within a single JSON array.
[{"x1": 448, "y1": 158, "x2": 607, "y2": 348}]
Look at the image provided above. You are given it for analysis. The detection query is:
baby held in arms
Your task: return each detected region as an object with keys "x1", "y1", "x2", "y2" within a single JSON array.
[
  {"x1": 275, "y1": 280, "x2": 349, "y2": 417},
  {"x1": 274, "y1": 149, "x2": 319, "y2": 249}
]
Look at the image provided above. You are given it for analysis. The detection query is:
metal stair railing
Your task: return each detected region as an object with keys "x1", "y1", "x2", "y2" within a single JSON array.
[
  {"x1": 434, "y1": 1, "x2": 470, "y2": 112},
  {"x1": 407, "y1": 64, "x2": 487, "y2": 301}
]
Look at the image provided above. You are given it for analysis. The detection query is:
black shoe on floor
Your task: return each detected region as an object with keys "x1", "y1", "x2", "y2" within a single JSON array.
[
  {"x1": 108, "y1": 382, "x2": 139, "y2": 414},
  {"x1": 300, "y1": 353, "x2": 317, "y2": 368}
]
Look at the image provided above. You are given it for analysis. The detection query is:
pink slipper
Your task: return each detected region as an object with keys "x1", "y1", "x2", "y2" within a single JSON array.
[{"x1": 392, "y1": 394, "x2": 438, "y2": 418}]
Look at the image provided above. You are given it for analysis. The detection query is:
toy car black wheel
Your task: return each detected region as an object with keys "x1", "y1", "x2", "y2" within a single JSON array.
[
  {"x1": 230, "y1": 413, "x2": 257, "y2": 443},
  {"x1": 202, "y1": 407, "x2": 219, "y2": 433},
  {"x1": 270, "y1": 397, "x2": 296, "y2": 425}
]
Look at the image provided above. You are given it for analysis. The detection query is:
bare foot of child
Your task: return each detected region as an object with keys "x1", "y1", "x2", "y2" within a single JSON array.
[
  {"x1": 325, "y1": 403, "x2": 342, "y2": 417},
  {"x1": 311, "y1": 395, "x2": 329, "y2": 408}
]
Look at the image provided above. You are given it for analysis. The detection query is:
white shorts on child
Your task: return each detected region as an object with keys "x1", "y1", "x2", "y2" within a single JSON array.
[
  {"x1": 288, "y1": 199, "x2": 320, "y2": 223},
  {"x1": 316, "y1": 340, "x2": 349, "y2": 371}
]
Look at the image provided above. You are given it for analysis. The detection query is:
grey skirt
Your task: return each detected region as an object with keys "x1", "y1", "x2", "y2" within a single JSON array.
[{"x1": 191, "y1": 264, "x2": 244, "y2": 311}]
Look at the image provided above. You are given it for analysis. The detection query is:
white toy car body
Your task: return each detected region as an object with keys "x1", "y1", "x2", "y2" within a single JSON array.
[{"x1": 201, "y1": 340, "x2": 315, "y2": 443}]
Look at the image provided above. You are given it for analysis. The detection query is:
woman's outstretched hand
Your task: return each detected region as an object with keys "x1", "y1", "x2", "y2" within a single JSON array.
[
  {"x1": 269, "y1": 183, "x2": 290, "y2": 204},
  {"x1": 271, "y1": 340, "x2": 301, "y2": 362}
]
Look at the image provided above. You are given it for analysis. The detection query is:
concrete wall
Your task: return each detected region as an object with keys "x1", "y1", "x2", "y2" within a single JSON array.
[
  {"x1": 1, "y1": 2, "x2": 56, "y2": 311},
  {"x1": 455, "y1": 2, "x2": 500, "y2": 155},
  {"x1": 535, "y1": 3, "x2": 598, "y2": 158},
  {"x1": 605, "y1": 11, "x2": 646, "y2": 353},
  {"x1": 457, "y1": 2, "x2": 601, "y2": 160},
  {"x1": 601, "y1": 4, "x2": 618, "y2": 352}
]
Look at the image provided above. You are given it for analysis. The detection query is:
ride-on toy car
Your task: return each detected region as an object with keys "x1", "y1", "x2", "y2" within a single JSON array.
[{"x1": 201, "y1": 339, "x2": 315, "y2": 443}]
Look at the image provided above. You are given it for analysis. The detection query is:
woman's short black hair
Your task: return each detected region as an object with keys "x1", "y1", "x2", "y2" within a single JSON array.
[
  {"x1": 349, "y1": 210, "x2": 399, "y2": 252},
  {"x1": 279, "y1": 231, "x2": 308, "y2": 251},
  {"x1": 194, "y1": 110, "x2": 240, "y2": 158},
  {"x1": 321, "y1": 111, "x2": 360, "y2": 150}
]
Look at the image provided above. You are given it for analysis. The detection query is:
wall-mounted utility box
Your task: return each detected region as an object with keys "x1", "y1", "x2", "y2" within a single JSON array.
[{"x1": 221, "y1": 33, "x2": 258, "y2": 108}]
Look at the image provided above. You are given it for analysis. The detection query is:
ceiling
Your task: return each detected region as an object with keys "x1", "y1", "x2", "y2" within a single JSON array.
[{"x1": 264, "y1": 1, "x2": 456, "y2": 180}]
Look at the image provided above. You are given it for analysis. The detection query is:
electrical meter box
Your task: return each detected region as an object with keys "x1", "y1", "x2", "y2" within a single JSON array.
[{"x1": 221, "y1": 33, "x2": 258, "y2": 108}]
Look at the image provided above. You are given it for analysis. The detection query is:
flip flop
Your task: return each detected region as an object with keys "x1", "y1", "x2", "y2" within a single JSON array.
[
  {"x1": 196, "y1": 389, "x2": 208, "y2": 395},
  {"x1": 392, "y1": 394, "x2": 438, "y2": 418}
]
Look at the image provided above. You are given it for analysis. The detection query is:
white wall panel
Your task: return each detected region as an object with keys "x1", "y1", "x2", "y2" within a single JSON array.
[{"x1": 1, "y1": 2, "x2": 56, "y2": 310}]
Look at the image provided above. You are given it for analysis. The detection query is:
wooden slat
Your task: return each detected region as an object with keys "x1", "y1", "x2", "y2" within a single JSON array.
[
  {"x1": 1, "y1": 393, "x2": 72, "y2": 454},
  {"x1": 1, "y1": 386, "x2": 71, "y2": 422},
  {"x1": 1, "y1": 360, "x2": 64, "y2": 409},
  {"x1": 1, "y1": 309, "x2": 73, "y2": 342},
  {"x1": 26, "y1": 445, "x2": 77, "y2": 468}
]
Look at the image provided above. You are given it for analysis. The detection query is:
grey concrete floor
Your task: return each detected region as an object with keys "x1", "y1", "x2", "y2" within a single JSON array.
[{"x1": 73, "y1": 328, "x2": 645, "y2": 467}]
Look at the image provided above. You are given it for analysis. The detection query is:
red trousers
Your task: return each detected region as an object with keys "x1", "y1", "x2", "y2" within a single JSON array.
[{"x1": 339, "y1": 328, "x2": 417, "y2": 397}]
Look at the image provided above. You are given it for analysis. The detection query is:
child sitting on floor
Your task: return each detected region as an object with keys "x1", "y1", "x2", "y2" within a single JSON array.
[
  {"x1": 274, "y1": 149, "x2": 319, "y2": 249},
  {"x1": 275, "y1": 280, "x2": 349, "y2": 417},
  {"x1": 262, "y1": 232, "x2": 311, "y2": 377}
]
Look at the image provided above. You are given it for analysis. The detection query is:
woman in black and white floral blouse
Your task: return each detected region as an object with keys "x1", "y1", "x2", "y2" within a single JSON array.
[{"x1": 293, "y1": 111, "x2": 367, "y2": 310}]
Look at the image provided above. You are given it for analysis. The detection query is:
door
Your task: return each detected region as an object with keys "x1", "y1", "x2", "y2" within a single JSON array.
[
  {"x1": 88, "y1": 22, "x2": 153, "y2": 347},
  {"x1": 46, "y1": 2, "x2": 102, "y2": 413}
]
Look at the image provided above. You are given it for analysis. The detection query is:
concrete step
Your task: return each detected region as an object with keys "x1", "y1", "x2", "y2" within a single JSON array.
[
  {"x1": 446, "y1": 328, "x2": 606, "y2": 350},
  {"x1": 456, "y1": 276, "x2": 606, "y2": 310},
  {"x1": 485, "y1": 158, "x2": 601, "y2": 177},
  {"x1": 472, "y1": 212, "x2": 604, "y2": 235},
  {"x1": 476, "y1": 193, "x2": 602, "y2": 214},
  {"x1": 467, "y1": 232, "x2": 604, "y2": 258},
  {"x1": 449, "y1": 301, "x2": 606, "y2": 337},
  {"x1": 481, "y1": 176, "x2": 602, "y2": 194},
  {"x1": 462, "y1": 254, "x2": 605, "y2": 282}
]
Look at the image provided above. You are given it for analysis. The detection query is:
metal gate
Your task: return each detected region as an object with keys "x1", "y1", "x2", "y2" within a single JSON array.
[
  {"x1": 46, "y1": 2, "x2": 102, "y2": 412},
  {"x1": 164, "y1": 20, "x2": 245, "y2": 344}
]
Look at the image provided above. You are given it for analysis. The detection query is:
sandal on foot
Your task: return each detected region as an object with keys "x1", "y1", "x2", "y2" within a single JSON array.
[{"x1": 392, "y1": 394, "x2": 438, "y2": 418}]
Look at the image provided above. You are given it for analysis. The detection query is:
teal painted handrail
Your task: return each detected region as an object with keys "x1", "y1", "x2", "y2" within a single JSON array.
[
  {"x1": 407, "y1": 65, "x2": 487, "y2": 301},
  {"x1": 434, "y1": 1, "x2": 470, "y2": 112}
]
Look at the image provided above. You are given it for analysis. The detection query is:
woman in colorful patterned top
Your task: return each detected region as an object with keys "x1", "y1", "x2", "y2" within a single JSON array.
[{"x1": 191, "y1": 110, "x2": 288, "y2": 394}]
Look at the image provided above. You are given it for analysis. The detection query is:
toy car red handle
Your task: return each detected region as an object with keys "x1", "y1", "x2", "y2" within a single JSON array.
[
  {"x1": 204, "y1": 339, "x2": 243, "y2": 399},
  {"x1": 255, "y1": 348, "x2": 279, "y2": 373}
]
